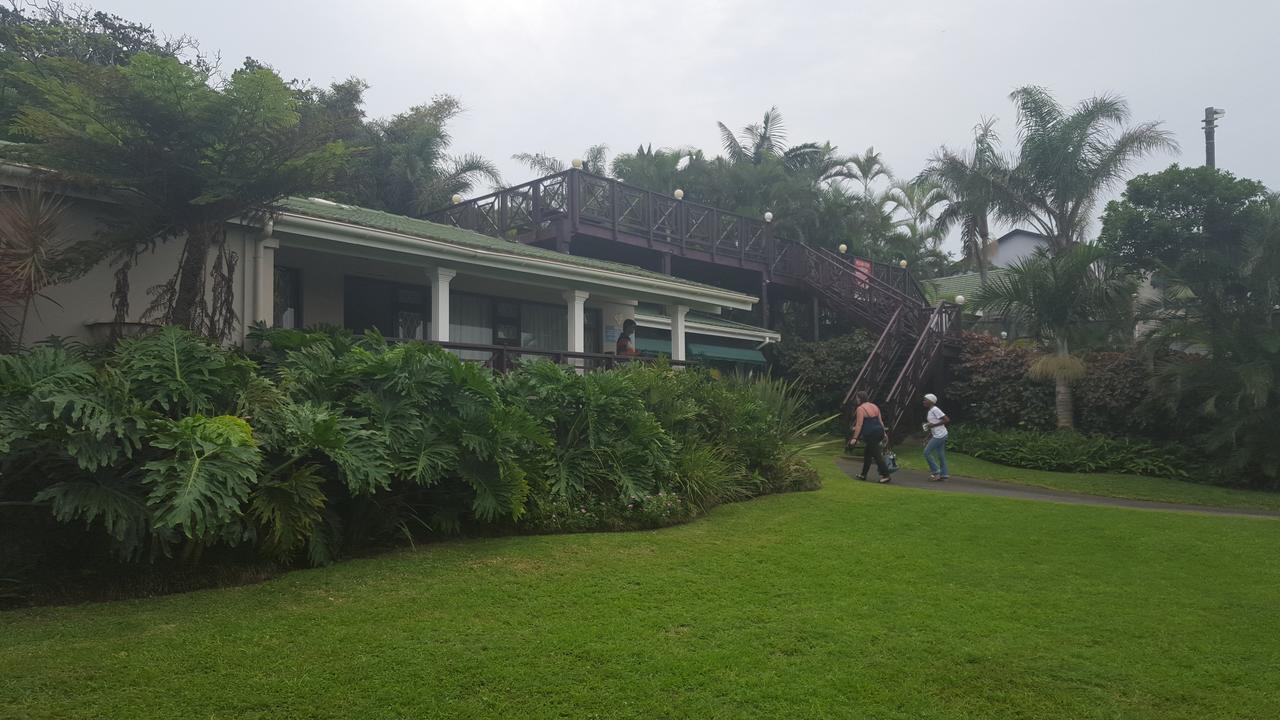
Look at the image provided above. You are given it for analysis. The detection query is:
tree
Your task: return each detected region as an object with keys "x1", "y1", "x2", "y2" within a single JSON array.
[
  {"x1": 2, "y1": 53, "x2": 350, "y2": 336},
  {"x1": 0, "y1": 185, "x2": 68, "y2": 349},
  {"x1": 1100, "y1": 166, "x2": 1280, "y2": 486},
  {"x1": 925, "y1": 118, "x2": 1005, "y2": 283},
  {"x1": 610, "y1": 144, "x2": 698, "y2": 193},
  {"x1": 948, "y1": 87, "x2": 1176, "y2": 255},
  {"x1": 973, "y1": 244, "x2": 1135, "y2": 429},
  {"x1": 338, "y1": 96, "x2": 502, "y2": 216},
  {"x1": 512, "y1": 143, "x2": 609, "y2": 176},
  {"x1": 1099, "y1": 164, "x2": 1269, "y2": 278}
]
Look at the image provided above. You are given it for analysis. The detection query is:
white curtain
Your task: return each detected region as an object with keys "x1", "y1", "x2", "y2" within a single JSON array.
[
  {"x1": 450, "y1": 294, "x2": 493, "y2": 361},
  {"x1": 521, "y1": 303, "x2": 567, "y2": 354}
]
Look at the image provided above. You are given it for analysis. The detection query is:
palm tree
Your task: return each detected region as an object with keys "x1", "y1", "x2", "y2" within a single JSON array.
[
  {"x1": 356, "y1": 97, "x2": 503, "y2": 216},
  {"x1": 993, "y1": 87, "x2": 1177, "y2": 252},
  {"x1": 513, "y1": 144, "x2": 610, "y2": 176},
  {"x1": 0, "y1": 187, "x2": 67, "y2": 350},
  {"x1": 610, "y1": 145, "x2": 701, "y2": 192},
  {"x1": 847, "y1": 147, "x2": 893, "y2": 197},
  {"x1": 973, "y1": 244, "x2": 1135, "y2": 429},
  {"x1": 717, "y1": 107, "x2": 789, "y2": 165},
  {"x1": 925, "y1": 118, "x2": 1005, "y2": 283}
]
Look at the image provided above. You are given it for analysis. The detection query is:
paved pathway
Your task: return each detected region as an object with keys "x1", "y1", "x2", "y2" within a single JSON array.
[{"x1": 834, "y1": 457, "x2": 1280, "y2": 519}]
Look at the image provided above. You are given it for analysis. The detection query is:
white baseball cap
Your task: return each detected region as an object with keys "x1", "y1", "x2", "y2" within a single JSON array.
[{"x1": 923, "y1": 393, "x2": 938, "y2": 403}]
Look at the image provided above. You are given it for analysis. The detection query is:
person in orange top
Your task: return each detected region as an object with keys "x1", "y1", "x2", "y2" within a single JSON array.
[
  {"x1": 848, "y1": 390, "x2": 894, "y2": 483},
  {"x1": 615, "y1": 318, "x2": 639, "y2": 356}
]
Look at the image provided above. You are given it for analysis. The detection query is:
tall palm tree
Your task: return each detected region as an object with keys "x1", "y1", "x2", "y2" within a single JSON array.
[
  {"x1": 993, "y1": 87, "x2": 1177, "y2": 252},
  {"x1": 973, "y1": 244, "x2": 1135, "y2": 429},
  {"x1": 925, "y1": 118, "x2": 1005, "y2": 283}
]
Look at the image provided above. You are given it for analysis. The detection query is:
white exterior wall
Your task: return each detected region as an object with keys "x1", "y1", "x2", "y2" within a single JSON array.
[
  {"x1": 990, "y1": 231, "x2": 1049, "y2": 268},
  {"x1": 21, "y1": 200, "x2": 254, "y2": 345}
]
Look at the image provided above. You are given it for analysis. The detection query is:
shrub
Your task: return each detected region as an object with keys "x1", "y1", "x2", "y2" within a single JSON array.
[
  {"x1": 947, "y1": 333, "x2": 1165, "y2": 438},
  {"x1": 764, "y1": 332, "x2": 874, "y2": 414},
  {"x1": 948, "y1": 426, "x2": 1191, "y2": 478},
  {"x1": 2, "y1": 328, "x2": 824, "y2": 597}
]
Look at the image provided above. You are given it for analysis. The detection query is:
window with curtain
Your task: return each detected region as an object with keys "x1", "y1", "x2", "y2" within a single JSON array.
[
  {"x1": 273, "y1": 266, "x2": 302, "y2": 329},
  {"x1": 520, "y1": 302, "x2": 567, "y2": 352},
  {"x1": 450, "y1": 292, "x2": 493, "y2": 361}
]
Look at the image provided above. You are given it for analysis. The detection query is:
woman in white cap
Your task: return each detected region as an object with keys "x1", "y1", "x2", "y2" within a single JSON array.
[{"x1": 922, "y1": 393, "x2": 950, "y2": 481}]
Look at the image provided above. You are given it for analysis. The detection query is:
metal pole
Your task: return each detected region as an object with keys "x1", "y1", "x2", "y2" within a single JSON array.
[{"x1": 1203, "y1": 106, "x2": 1218, "y2": 169}]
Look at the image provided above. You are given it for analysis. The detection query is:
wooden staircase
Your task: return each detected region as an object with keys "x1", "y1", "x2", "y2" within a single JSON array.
[{"x1": 786, "y1": 244, "x2": 961, "y2": 436}]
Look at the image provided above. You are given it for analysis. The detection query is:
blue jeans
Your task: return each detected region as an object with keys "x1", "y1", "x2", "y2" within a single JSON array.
[{"x1": 924, "y1": 436, "x2": 949, "y2": 477}]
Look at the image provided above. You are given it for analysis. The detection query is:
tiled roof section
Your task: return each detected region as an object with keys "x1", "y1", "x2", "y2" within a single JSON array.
[
  {"x1": 925, "y1": 268, "x2": 1012, "y2": 303},
  {"x1": 278, "y1": 197, "x2": 730, "y2": 293}
]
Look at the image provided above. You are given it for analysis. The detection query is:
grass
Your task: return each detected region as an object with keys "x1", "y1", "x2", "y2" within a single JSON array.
[
  {"x1": 2, "y1": 453, "x2": 1278, "y2": 719},
  {"x1": 893, "y1": 449, "x2": 1280, "y2": 511}
]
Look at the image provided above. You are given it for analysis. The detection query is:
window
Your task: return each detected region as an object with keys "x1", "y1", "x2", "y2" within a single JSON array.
[
  {"x1": 584, "y1": 308, "x2": 602, "y2": 354},
  {"x1": 493, "y1": 301, "x2": 521, "y2": 347},
  {"x1": 520, "y1": 303, "x2": 567, "y2": 351},
  {"x1": 344, "y1": 276, "x2": 430, "y2": 339},
  {"x1": 273, "y1": 266, "x2": 302, "y2": 329}
]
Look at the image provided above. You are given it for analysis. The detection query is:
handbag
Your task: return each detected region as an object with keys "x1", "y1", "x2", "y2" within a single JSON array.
[{"x1": 884, "y1": 450, "x2": 899, "y2": 473}]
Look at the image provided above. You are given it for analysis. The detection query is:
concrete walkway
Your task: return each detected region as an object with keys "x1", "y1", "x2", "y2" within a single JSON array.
[{"x1": 835, "y1": 457, "x2": 1280, "y2": 519}]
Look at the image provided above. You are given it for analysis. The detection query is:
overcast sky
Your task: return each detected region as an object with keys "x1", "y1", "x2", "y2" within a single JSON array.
[{"x1": 97, "y1": 0, "x2": 1280, "y2": 252}]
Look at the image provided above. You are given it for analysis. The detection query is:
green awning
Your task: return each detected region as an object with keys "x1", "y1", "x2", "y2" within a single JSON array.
[
  {"x1": 634, "y1": 337, "x2": 764, "y2": 365},
  {"x1": 689, "y1": 343, "x2": 765, "y2": 365}
]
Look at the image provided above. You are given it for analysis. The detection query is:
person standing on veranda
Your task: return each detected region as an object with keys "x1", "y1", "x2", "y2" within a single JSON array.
[
  {"x1": 848, "y1": 391, "x2": 894, "y2": 483},
  {"x1": 922, "y1": 393, "x2": 950, "y2": 481}
]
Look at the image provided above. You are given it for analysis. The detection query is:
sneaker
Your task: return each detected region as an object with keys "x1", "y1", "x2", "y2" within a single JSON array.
[
  {"x1": 928, "y1": 474, "x2": 941, "y2": 482},
  {"x1": 878, "y1": 476, "x2": 891, "y2": 484},
  {"x1": 854, "y1": 474, "x2": 867, "y2": 482},
  {"x1": 939, "y1": 476, "x2": 949, "y2": 482}
]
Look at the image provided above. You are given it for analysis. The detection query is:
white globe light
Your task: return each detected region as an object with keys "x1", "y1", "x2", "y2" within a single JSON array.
[
  {"x1": 763, "y1": 211, "x2": 773, "y2": 223},
  {"x1": 571, "y1": 158, "x2": 584, "y2": 169},
  {"x1": 1000, "y1": 331, "x2": 1009, "y2": 340},
  {"x1": 838, "y1": 243, "x2": 848, "y2": 254},
  {"x1": 673, "y1": 189, "x2": 684, "y2": 200},
  {"x1": 451, "y1": 194, "x2": 463, "y2": 205},
  {"x1": 955, "y1": 294, "x2": 966, "y2": 305},
  {"x1": 899, "y1": 259, "x2": 908, "y2": 269}
]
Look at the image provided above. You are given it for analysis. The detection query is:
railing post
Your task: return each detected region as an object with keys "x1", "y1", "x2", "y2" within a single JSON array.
[
  {"x1": 610, "y1": 178, "x2": 620, "y2": 242},
  {"x1": 567, "y1": 170, "x2": 581, "y2": 233},
  {"x1": 532, "y1": 181, "x2": 542, "y2": 228},
  {"x1": 645, "y1": 190, "x2": 654, "y2": 247}
]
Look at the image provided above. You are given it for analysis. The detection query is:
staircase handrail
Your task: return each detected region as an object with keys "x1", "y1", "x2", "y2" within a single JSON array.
[
  {"x1": 841, "y1": 305, "x2": 905, "y2": 409},
  {"x1": 882, "y1": 302, "x2": 961, "y2": 434}
]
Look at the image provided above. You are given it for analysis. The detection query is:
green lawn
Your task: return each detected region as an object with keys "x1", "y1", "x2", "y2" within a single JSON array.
[
  {"x1": 3, "y1": 453, "x2": 1278, "y2": 719},
  {"x1": 894, "y1": 450, "x2": 1280, "y2": 511}
]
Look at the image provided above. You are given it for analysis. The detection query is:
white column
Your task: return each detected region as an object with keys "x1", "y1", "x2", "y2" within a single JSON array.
[
  {"x1": 670, "y1": 304, "x2": 689, "y2": 362},
  {"x1": 253, "y1": 236, "x2": 279, "y2": 326},
  {"x1": 564, "y1": 290, "x2": 590, "y2": 353},
  {"x1": 429, "y1": 267, "x2": 456, "y2": 342}
]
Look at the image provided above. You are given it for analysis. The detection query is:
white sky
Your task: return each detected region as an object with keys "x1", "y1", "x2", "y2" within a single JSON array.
[{"x1": 96, "y1": 0, "x2": 1280, "y2": 253}]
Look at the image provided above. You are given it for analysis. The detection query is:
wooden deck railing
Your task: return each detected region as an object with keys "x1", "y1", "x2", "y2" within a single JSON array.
[{"x1": 391, "y1": 339, "x2": 697, "y2": 373}]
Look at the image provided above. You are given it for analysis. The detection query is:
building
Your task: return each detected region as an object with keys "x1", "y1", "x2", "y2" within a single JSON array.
[
  {"x1": 988, "y1": 229, "x2": 1049, "y2": 268},
  {"x1": 8, "y1": 164, "x2": 952, "y2": 433},
  {"x1": 7, "y1": 166, "x2": 780, "y2": 371}
]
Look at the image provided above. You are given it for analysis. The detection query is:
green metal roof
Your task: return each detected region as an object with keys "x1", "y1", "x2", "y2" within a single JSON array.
[
  {"x1": 925, "y1": 269, "x2": 1012, "y2": 304},
  {"x1": 278, "y1": 197, "x2": 730, "y2": 294}
]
